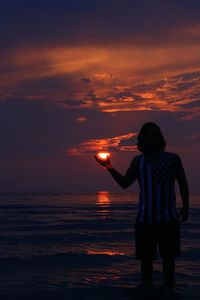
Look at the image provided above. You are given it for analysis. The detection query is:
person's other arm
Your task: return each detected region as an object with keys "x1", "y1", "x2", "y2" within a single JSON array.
[{"x1": 175, "y1": 155, "x2": 189, "y2": 222}]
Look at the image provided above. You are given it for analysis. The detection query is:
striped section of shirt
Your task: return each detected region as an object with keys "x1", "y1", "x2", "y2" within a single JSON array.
[{"x1": 136, "y1": 152, "x2": 178, "y2": 223}]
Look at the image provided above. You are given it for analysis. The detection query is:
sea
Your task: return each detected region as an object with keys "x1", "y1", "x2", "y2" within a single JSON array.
[{"x1": 0, "y1": 192, "x2": 199, "y2": 300}]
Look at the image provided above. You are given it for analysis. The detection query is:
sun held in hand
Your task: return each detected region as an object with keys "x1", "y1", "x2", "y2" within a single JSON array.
[{"x1": 97, "y1": 152, "x2": 110, "y2": 160}]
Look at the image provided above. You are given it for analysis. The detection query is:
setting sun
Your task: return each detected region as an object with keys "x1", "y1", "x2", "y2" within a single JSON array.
[{"x1": 98, "y1": 152, "x2": 110, "y2": 160}]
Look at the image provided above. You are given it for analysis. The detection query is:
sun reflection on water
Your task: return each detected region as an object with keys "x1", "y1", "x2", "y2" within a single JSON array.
[
  {"x1": 97, "y1": 191, "x2": 111, "y2": 217},
  {"x1": 86, "y1": 250, "x2": 125, "y2": 256},
  {"x1": 97, "y1": 191, "x2": 110, "y2": 206}
]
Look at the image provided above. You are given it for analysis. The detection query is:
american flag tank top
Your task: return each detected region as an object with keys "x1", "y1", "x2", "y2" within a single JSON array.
[{"x1": 136, "y1": 151, "x2": 178, "y2": 223}]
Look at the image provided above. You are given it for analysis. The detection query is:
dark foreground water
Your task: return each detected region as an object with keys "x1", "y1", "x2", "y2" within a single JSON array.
[{"x1": 0, "y1": 192, "x2": 199, "y2": 299}]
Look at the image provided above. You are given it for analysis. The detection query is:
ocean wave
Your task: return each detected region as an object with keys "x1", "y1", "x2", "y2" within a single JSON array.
[
  {"x1": 0, "y1": 252, "x2": 130, "y2": 270},
  {"x1": 0, "y1": 221, "x2": 134, "y2": 233},
  {"x1": 0, "y1": 230, "x2": 134, "y2": 245},
  {"x1": 181, "y1": 248, "x2": 200, "y2": 260}
]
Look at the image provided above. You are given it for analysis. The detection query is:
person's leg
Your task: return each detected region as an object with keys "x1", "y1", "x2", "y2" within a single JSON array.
[
  {"x1": 158, "y1": 221, "x2": 180, "y2": 287},
  {"x1": 162, "y1": 257, "x2": 175, "y2": 287},
  {"x1": 135, "y1": 223, "x2": 156, "y2": 286},
  {"x1": 141, "y1": 258, "x2": 153, "y2": 286}
]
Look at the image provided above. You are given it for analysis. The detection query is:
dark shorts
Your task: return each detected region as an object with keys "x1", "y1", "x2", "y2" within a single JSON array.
[{"x1": 135, "y1": 220, "x2": 180, "y2": 260}]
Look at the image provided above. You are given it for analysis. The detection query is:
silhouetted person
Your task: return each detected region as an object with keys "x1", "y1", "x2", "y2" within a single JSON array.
[{"x1": 94, "y1": 122, "x2": 189, "y2": 288}]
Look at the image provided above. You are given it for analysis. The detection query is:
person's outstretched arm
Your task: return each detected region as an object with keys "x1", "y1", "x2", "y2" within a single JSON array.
[
  {"x1": 94, "y1": 155, "x2": 138, "y2": 188},
  {"x1": 175, "y1": 155, "x2": 189, "y2": 222}
]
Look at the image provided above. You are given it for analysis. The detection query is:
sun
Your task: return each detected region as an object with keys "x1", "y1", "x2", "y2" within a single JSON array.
[{"x1": 97, "y1": 152, "x2": 110, "y2": 160}]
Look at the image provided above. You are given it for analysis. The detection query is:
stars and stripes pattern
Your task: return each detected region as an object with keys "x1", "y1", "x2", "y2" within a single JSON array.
[{"x1": 137, "y1": 152, "x2": 178, "y2": 223}]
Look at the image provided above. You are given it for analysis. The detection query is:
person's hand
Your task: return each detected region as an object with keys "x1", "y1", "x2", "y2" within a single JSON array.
[
  {"x1": 94, "y1": 154, "x2": 111, "y2": 169},
  {"x1": 178, "y1": 207, "x2": 189, "y2": 222}
]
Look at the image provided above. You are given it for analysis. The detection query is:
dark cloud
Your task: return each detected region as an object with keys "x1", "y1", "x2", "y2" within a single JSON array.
[
  {"x1": 62, "y1": 99, "x2": 86, "y2": 106},
  {"x1": 1, "y1": 0, "x2": 200, "y2": 50},
  {"x1": 81, "y1": 78, "x2": 91, "y2": 84},
  {"x1": 22, "y1": 76, "x2": 70, "y2": 91},
  {"x1": 0, "y1": 97, "x2": 82, "y2": 158}
]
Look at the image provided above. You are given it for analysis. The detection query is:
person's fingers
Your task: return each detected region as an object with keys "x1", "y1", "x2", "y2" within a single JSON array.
[
  {"x1": 94, "y1": 155, "x2": 102, "y2": 163},
  {"x1": 94, "y1": 154, "x2": 99, "y2": 161},
  {"x1": 177, "y1": 208, "x2": 182, "y2": 219},
  {"x1": 94, "y1": 155, "x2": 108, "y2": 167},
  {"x1": 182, "y1": 213, "x2": 189, "y2": 222},
  {"x1": 174, "y1": 207, "x2": 189, "y2": 222},
  {"x1": 180, "y1": 211, "x2": 189, "y2": 222},
  {"x1": 106, "y1": 155, "x2": 110, "y2": 163}
]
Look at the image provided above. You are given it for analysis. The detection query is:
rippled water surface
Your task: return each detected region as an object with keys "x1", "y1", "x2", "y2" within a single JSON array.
[{"x1": 0, "y1": 192, "x2": 199, "y2": 299}]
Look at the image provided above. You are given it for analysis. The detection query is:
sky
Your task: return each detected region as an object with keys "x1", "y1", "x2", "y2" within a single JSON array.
[{"x1": 0, "y1": 0, "x2": 200, "y2": 193}]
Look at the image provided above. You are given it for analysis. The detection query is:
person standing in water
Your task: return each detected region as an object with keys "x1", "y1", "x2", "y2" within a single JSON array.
[{"x1": 94, "y1": 122, "x2": 189, "y2": 288}]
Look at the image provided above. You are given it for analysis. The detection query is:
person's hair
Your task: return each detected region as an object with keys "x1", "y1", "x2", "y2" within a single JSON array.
[{"x1": 137, "y1": 122, "x2": 166, "y2": 153}]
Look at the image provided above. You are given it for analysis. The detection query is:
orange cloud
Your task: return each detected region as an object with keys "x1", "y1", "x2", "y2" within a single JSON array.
[
  {"x1": 66, "y1": 132, "x2": 137, "y2": 156},
  {"x1": 2, "y1": 43, "x2": 200, "y2": 90},
  {"x1": 90, "y1": 72, "x2": 200, "y2": 118},
  {"x1": 1, "y1": 44, "x2": 200, "y2": 120}
]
